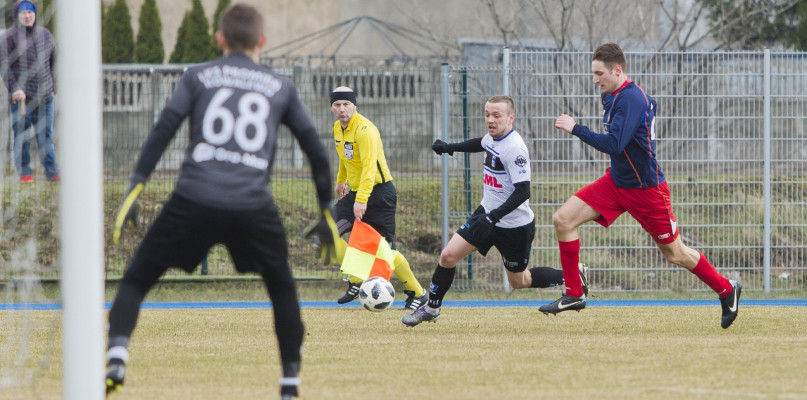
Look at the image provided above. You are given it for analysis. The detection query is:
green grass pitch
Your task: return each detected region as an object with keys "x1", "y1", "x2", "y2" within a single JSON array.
[{"x1": 2, "y1": 306, "x2": 806, "y2": 399}]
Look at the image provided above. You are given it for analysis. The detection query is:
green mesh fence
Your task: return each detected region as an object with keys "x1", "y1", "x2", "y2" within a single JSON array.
[{"x1": 2, "y1": 52, "x2": 806, "y2": 293}]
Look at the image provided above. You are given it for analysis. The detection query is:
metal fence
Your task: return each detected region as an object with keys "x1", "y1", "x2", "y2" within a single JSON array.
[
  {"x1": 438, "y1": 50, "x2": 805, "y2": 292},
  {"x1": 1, "y1": 50, "x2": 805, "y2": 293}
]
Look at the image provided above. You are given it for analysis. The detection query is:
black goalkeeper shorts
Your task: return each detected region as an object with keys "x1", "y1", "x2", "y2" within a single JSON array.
[{"x1": 126, "y1": 193, "x2": 289, "y2": 277}]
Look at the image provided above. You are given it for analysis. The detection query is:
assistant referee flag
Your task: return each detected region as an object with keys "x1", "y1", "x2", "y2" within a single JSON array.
[{"x1": 340, "y1": 221, "x2": 396, "y2": 280}]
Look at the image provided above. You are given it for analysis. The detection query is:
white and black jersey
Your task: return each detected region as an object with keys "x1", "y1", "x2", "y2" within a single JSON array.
[
  {"x1": 131, "y1": 53, "x2": 331, "y2": 210},
  {"x1": 480, "y1": 130, "x2": 534, "y2": 228}
]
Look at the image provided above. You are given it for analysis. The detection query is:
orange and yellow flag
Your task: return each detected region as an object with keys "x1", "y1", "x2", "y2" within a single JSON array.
[{"x1": 340, "y1": 221, "x2": 396, "y2": 280}]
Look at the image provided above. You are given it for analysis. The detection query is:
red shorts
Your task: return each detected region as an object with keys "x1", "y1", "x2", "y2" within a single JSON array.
[{"x1": 575, "y1": 170, "x2": 679, "y2": 245}]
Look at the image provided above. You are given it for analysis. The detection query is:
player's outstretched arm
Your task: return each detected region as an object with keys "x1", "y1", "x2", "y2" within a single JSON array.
[
  {"x1": 431, "y1": 137, "x2": 484, "y2": 156},
  {"x1": 431, "y1": 139, "x2": 454, "y2": 155}
]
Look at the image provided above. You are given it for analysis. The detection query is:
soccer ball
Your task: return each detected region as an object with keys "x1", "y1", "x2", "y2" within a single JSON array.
[{"x1": 359, "y1": 276, "x2": 395, "y2": 312}]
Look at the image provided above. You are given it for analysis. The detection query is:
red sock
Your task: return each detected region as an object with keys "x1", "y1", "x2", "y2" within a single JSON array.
[
  {"x1": 690, "y1": 252, "x2": 732, "y2": 298},
  {"x1": 559, "y1": 239, "x2": 583, "y2": 297}
]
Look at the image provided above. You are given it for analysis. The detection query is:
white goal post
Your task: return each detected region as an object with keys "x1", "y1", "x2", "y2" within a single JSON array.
[{"x1": 56, "y1": 0, "x2": 105, "y2": 399}]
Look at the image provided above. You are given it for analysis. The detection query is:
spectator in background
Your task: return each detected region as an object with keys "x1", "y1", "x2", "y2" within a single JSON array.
[{"x1": 0, "y1": 0, "x2": 60, "y2": 182}]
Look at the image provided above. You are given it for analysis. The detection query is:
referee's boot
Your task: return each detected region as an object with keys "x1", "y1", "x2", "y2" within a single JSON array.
[
  {"x1": 105, "y1": 358, "x2": 125, "y2": 397},
  {"x1": 719, "y1": 280, "x2": 742, "y2": 329},
  {"x1": 401, "y1": 289, "x2": 428, "y2": 310},
  {"x1": 337, "y1": 278, "x2": 360, "y2": 304}
]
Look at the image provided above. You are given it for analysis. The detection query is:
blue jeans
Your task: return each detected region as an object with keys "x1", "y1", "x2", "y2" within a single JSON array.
[{"x1": 11, "y1": 99, "x2": 59, "y2": 180}]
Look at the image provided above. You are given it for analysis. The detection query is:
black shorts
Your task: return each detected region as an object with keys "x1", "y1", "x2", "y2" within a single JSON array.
[
  {"x1": 456, "y1": 205, "x2": 535, "y2": 272},
  {"x1": 126, "y1": 193, "x2": 288, "y2": 277},
  {"x1": 334, "y1": 181, "x2": 397, "y2": 247}
]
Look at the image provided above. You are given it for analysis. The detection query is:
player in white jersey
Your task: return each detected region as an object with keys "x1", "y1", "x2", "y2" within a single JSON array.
[
  {"x1": 478, "y1": 123, "x2": 534, "y2": 228},
  {"x1": 402, "y1": 95, "x2": 587, "y2": 327}
]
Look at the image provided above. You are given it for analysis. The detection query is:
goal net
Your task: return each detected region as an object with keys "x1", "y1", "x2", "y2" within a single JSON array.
[{"x1": 1, "y1": 1, "x2": 104, "y2": 398}]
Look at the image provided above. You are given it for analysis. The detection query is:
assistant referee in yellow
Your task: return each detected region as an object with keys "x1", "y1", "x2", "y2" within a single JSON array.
[{"x1": 329, "y1": 86, "x2": 427, "y2": 310}]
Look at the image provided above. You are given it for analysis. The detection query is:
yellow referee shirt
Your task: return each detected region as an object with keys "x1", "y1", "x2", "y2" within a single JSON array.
[{"x1": 333, "y1": 112, "x2": 393, "y2": 203}]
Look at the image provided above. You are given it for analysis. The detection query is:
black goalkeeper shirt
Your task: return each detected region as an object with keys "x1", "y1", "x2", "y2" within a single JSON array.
[{"x1": 131, "y1": 53, "x2": 332, "y2": 210}]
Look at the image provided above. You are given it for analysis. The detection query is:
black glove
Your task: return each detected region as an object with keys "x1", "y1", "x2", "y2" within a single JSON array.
[
  {"x1": 113, "y1": 182, "x2": 144, "y2": 245},
  {"x1": 470, "y1": 212, "x2": 499, "y2": 239},
  {"x1": 432, "y1": 139, "x2": 454, "y2": 156},
  {"x1": 301, "y1": 203, "x2": 341, "y2": 265}
]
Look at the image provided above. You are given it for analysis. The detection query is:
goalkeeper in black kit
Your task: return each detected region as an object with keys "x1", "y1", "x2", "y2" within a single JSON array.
[{"x1": 105, "y1": 4, "x2": 339, "y2": 400}]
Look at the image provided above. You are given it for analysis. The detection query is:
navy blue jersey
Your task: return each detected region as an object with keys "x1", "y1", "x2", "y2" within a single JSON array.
[{"x1": 571, "y1": 80, "x2": 664, "y2": 188}]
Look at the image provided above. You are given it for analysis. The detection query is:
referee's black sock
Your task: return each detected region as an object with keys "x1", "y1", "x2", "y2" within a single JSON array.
[
  {"x1": 529, "y1": 266, "x2": 564, "y2": 288},
  {"x1": 427, "y1": 264, "x2": 455, "y2": 309}
]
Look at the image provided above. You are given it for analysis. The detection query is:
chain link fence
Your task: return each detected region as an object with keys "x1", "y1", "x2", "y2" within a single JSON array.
[{"x1": 1, "y1": 50, "x2": 804, "y2": 293}]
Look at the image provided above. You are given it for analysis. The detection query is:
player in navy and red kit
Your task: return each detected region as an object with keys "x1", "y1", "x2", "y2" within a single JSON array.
[
  {"x1": 401, "y1": 95, "x2": 586, "y2": 327},
  {"x1": 104, "y1": 4, "x2": 340, "y2": 399},
  {"x1": 541, "y1": 43, "x2": 741, "y2": 329}
]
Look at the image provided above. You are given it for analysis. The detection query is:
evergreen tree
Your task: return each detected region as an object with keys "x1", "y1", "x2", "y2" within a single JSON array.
[
  {"x1": 170, "y1": 0, "x2": 216, "y2": 63},
  {"x1": 3, "y1": 1, "x2": 14, "y2": 28},
  {"x1": 211, "y1": 0, "x2": 230, "y2": 34},
  {"x1": 101, "y1": 0, "x2": 134, "y2": 63},
  {"x1": 209, "y1": 0, "x2": 231, "y2": 57},
  {"x1": 135, "y1": 0, "x2": 164, "y2": 63},
  {"x1": 169, "y1": 10, "x2": 189, "y2": 63},
  {"x1": 41, "y1": 0, "x2": 54, "y2": 34}
]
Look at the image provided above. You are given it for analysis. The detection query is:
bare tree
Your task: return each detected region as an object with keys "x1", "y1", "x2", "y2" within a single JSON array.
[
  {"x1": 656, "y1": 0, "x2": 713, "y2": 51},
  {"x1": 528, "y1": 0, "x2": 575, "y2": 50},
  {"x1": 388, "y1": 2, "x2": 463, "y2": 59},
  {"x1": 483, "y1": 0, "x2": 524, "y2": 47}
]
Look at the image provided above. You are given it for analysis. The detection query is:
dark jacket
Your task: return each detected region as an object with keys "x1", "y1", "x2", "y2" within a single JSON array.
[{"x1": 0, "y1": 0, "x2": 56, "y2": 108}]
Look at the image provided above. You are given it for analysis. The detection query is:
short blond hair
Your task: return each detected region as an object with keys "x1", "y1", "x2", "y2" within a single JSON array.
[{"x1": 486, "y1": 95, "x2": 514, "y2": 114}]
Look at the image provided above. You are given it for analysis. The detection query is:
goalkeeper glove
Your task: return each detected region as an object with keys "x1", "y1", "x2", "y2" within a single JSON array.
[
  {"x1": 431, "y1": 139, "x2": 454, "y2": 156},
  {"x1": 113, "y1": 182, "x2": 144, "y2": 245},
  {"x1": 470, "y1": 212, "x2": 499, "y2": 239},
  {"x1": 301, "y1": 203, "x2": 341, "y2": 265}
]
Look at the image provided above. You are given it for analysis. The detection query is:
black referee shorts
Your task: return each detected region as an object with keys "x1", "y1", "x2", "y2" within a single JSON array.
[
  {"x1": 456, "y1": 205, "x2": 535, "y2": 272},
  {"x1": 334, "y1": 181, "x2": 397, "y2": 247},
  {"x1": 125, "y1": 193, "x2": 289, "y2": 280}
]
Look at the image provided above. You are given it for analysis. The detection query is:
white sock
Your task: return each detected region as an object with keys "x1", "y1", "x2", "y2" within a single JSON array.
[{"x1": 107, "y1": 346, "x2": 129, "y2": 363}]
